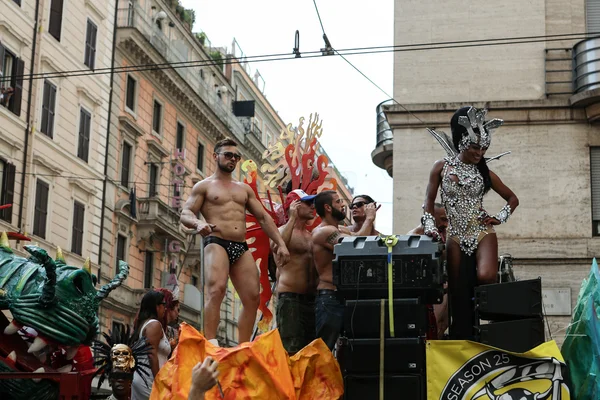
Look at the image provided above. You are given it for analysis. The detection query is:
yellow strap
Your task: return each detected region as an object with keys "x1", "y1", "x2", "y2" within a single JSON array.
[
  {"x1": 379, "y1": 298, "x2": 385, "y2": 400},
  {"x1": 383, "y1": 235, "x2": 399, "y2": 337}
]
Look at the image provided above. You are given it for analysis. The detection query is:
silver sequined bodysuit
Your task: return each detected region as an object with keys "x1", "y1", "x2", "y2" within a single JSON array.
[{"x1": 440, "y1": 156, "x2": 487, "y2": 256}]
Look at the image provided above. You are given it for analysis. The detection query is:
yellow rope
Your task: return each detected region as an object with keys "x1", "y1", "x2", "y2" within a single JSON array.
[
  {"x1": 383, "y1": 235, "x2": 399, "y2": 337},
  {"x1": 379, "y1": 298, "x2": 385, "y2": 400}
]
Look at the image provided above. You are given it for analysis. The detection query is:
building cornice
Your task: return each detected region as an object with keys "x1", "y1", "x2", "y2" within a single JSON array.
[{"x1": 384, "y1": 99, "x2": 587, "y2": 128}]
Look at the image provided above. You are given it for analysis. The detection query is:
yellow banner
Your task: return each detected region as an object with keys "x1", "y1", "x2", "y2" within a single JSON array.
[{"x1": 426, "y1": 340, "x2": 570, "y2": 400}]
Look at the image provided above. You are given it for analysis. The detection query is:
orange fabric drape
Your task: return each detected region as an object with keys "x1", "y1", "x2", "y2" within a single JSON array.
[{"x1": 150, "y1": 323, "x2": 343, "y2": 400}]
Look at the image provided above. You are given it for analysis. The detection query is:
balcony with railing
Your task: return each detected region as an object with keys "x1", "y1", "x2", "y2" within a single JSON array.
[
  {"x1": 570, "y1": 36, "x2": 600, "y2": 121},
  {"x1": 136, "y1": 196, "x2": 186, "y2": 244},
  {"x1": 116, "y1": 5, "x2": 246, "y2": 140}
]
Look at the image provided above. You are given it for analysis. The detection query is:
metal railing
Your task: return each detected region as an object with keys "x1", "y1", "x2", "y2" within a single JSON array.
[
  {"x1": 573, "y1": 36, "x2": 600, "y2": 93},
  {"x1": 116, "y1": 5, "x2": 245, "y2": 140}
]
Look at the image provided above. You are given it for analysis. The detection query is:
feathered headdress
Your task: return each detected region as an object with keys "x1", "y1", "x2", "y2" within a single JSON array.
[{"x1": 92, "y1": 324, "x2": 153, "y2": 389}]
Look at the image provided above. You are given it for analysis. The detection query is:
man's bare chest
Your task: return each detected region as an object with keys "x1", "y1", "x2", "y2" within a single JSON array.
[
  {"x1": 205, "y1": 187, "x2": 247, "y2": 207},
  {"x1": 289, "y1": 230, "x2": 312, "y2": 254}
]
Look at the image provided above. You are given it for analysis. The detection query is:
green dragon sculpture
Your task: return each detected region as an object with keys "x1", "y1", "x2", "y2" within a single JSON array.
[{"x1": 0, "y1": 231, "x2": 129, "y2": 399}]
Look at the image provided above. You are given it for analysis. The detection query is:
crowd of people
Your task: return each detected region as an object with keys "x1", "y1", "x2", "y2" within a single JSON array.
[{"x1": 97, "y1": 104, "x2": 519, "y2": 398}]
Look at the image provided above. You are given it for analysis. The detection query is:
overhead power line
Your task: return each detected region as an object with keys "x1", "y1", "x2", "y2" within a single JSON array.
[{"x1": 3, "y1": 31, "x2": 596, "y2": 84}]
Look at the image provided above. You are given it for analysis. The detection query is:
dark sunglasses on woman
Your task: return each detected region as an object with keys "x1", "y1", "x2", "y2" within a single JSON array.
[{"x1": 349, "y1": 201, "x2": 373, "y2": 210}]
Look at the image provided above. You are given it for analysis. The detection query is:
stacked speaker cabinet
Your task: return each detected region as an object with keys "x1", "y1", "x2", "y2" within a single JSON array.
[
  {"x1": 475, "y1": 278, "x2": 545, "y2": 353},
  {"x1": 332, "y1": 235, "x2": 444, "y2": 400}
]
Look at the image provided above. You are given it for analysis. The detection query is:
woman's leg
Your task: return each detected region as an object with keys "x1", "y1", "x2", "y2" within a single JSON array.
[
  {"x1": 476, "y1": 231, "x2": 499, "y2": 284},
  {"x1": 447, "y1": 239, "x2": 476, "y2": 339}
]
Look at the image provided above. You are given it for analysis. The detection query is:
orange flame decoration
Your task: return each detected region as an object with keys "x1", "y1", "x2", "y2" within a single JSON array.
[
  {"x1": 150, "y1": 323, "x2": 344, "y2": 400},
  {"x1": 243, "y1": 113, "x2": 339, "y2": 333}
]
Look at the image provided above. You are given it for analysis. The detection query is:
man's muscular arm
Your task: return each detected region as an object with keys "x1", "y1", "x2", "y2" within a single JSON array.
[
  {"x1": 180, "y1": 181, "x2": 215, "y2": 236},
  {"x1": 313, "y1": 226, "x2": 344, "y2": 251},
  {"x1": 245, "y1": 185, "x2": 290, "y2": 265}
]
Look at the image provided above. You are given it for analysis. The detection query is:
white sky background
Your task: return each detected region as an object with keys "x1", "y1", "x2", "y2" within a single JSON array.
[{"x1": 181, "y1": 0, "x2": 395, "y2": 234}]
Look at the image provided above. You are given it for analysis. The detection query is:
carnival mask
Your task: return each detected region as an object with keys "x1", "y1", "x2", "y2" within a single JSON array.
[{"x1": 111, "y1": 344, "x2": 135, "y2": 372}]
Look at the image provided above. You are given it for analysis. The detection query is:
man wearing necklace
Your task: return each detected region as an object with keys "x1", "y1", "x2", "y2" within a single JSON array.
[{"x1": 422, "y1": 106, "x2": 519, "y2": 339}]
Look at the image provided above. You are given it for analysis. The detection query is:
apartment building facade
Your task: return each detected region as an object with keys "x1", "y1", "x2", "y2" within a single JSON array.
[
  {"x1": 371, "y1": 0, "x2": 600, "y2": 344},
  {"x1": 98, "y1": 2, "x2": 355, "y2": 345},
  {"x1": 1, "y1": 0, "x2": 114, "y2": 281}
]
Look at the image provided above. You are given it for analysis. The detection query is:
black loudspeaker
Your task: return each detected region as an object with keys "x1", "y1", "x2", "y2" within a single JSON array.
[
  {"x1": 343, "y1": 374, "x2": 423, "y2": 400},
  {"x1": 337, "y1": 337, "x2": 424, "y2": 374},
  {"x1": 475, "y1": 278, "x2": 542, "y2": 320},
  {"x1": 333, "y1": 236, "x2": 444, "y2": 304},
  {"x1": 344, "y1": 299, "x2": 427, "y2": 339},
  {"x1": 479, "y1": 318, "x2": 545, "y2": 353}
]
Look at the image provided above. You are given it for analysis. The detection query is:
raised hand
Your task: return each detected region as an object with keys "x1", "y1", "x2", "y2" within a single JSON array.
[
  {"x1": 189, "y1": 357, "x2": 220, "y2": 398},
  {"x1": 364, "y1": 202, "x2": 379, "y2": 220},
  {"x1": 288, "y1": 200, "x2": 301, "y2": 220}
]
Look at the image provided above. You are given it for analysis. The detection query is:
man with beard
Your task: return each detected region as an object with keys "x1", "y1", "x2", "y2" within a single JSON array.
[
  {"x1": 271, "y1": 189, "x2": 318, "y2": 354},
  {"x1": 180, "y1": 138, "x2": 290, "y2": 345},
  {"x1": 312, "y1": 190, "x2": 378, "y2": 350}
]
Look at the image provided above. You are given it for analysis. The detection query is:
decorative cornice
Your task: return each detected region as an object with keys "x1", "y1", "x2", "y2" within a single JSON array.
[
  {"x1": 119, "y1": 115, "x2": 145, "y2": 139},
  {"x1": 0, "y1": 20, "x2": 32, "y2": 47},
  {"x1": 84, "y1": 0, "x2": 107, "y2": 21},
  {"x1": 32, "y1": 153, "x2": 63, "y2": 175},
  {"x1": 40, "y1": 56, "x2": 66, "y2": 78},
  {"x1": 68, "y1": 176, "x2": 97, "y2": 195},
  {"x1": 77, "y1": 86, "x2": 102, "y2": 106},
  {"x1": 147, "y1": 139, "x2": 170, "y2": 159}
]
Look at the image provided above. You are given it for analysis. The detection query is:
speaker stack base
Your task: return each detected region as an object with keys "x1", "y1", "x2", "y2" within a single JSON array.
[{"x1": 475, "y1": 278, "x2": 545, "y2": 352}]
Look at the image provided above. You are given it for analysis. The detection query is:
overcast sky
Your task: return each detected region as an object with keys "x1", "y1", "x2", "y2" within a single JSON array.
[{"x1": 181, "y1": 0, "x2": 395, "y2": 233}]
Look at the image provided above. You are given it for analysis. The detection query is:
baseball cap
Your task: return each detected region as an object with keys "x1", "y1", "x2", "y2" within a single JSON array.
[{"x1": 284, "y1": 189, "x2": 316, "y2": 211}]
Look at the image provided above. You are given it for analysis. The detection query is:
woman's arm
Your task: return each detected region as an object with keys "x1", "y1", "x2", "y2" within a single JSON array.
[
  {"x1": 143, "y1": 321, "x2": 164, "y2": 377},
  {"x1": 484, "y1": 171, "x2": 519, "y2": 225},
  {"x1": 422, "y1": 160, "x2": 445, "y2": 238}
]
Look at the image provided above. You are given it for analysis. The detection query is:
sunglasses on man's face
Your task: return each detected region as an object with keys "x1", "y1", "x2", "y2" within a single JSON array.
[
  {"x1": 217, "y1": 152, "x2": 242, "y2": 161},
  {"x1": 349, "y1": 201, "x2": 372, "y2": 210}
]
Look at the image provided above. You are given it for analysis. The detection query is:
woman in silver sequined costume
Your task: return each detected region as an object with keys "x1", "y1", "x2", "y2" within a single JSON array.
[{"x1": 422, "y1": 106, "x2": 519, "y2": 338}]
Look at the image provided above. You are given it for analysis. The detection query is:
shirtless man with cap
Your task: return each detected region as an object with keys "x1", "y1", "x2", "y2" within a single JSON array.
[{"x1": 271, "y1": 189, "x2": 318, "y2": 354}]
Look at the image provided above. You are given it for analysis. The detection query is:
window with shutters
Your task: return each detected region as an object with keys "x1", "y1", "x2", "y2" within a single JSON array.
[
  {"x1": 41, "y1": 80, "x2": 57, "y2": 138},
  {"x1": 149, "y1": 163, "x2": 158, "y2": 197},
  {"x1": 71, "y1": 201, "x2": 85, "y2": 255},
  {"x1": 197, "y1": 142, "x2": 204, "y2": 172},
  {"x1": 48, "y1": 0, "x2": 64, "y2": 41},
  {"x1": 84, "y1": 19, "x2": 97, "y2": 69},
  {"x1": 591, "y1": 147, "x2": 600, "y2": 235},
  {"x1": 33, "y1": 179, "x2": 49, "y2": 239},
  {"x1": 121, "y1": 142, "x2": 132, "y2": 188},
  {"x1": 176, "y1": 122, "x2": 185, "y2": 150},
  {"x1": 152, "y1": 100, "x2": 162, "y2": 135},
  {"x1": 588, "y1": 0, "x2": 600, "y2": 33},
  {"x1": 116, "y1": 234, "x2": 127, "y2": 275},
  {"x1": 0, "y1": 160, "x2": 16, "y2": 223},
  {"x1": 77, "y1": 108, "x2": 91, "y2": 162},
  {"x1": 144, "y1": 252, "x2": 154, "y2": 288},
  {"x1": 0, "y1": 44, "x2": 24, "y2": 116},
  {"x1": 125, "y1": 74, "x2": 137, "y2": 112}
]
